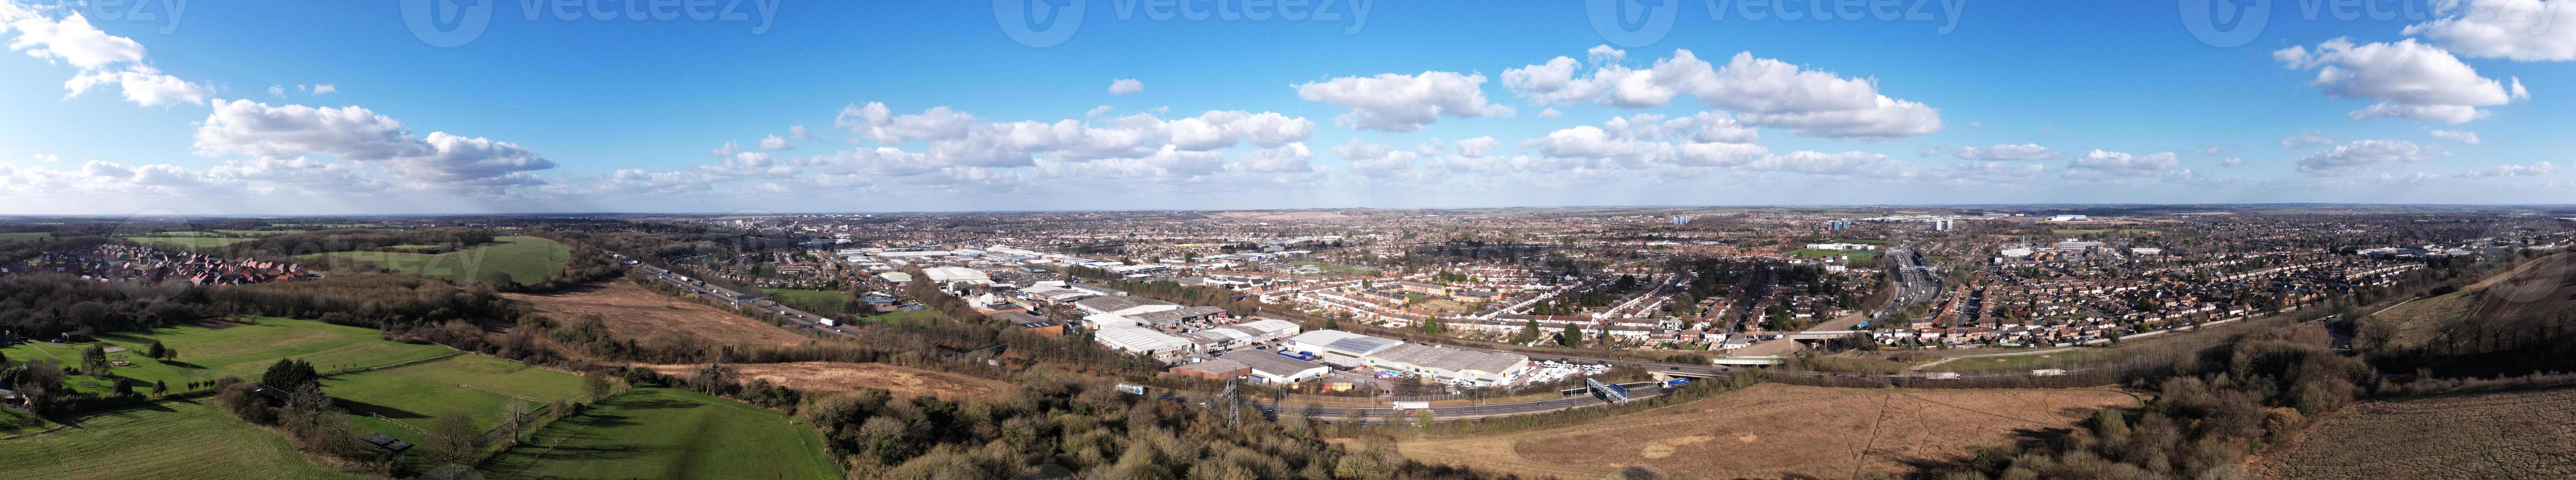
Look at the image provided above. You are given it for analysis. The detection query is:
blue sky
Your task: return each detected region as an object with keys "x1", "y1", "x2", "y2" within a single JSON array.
[{"x1": 1, "y1": 0, "x2": 2571, "y2": 215}]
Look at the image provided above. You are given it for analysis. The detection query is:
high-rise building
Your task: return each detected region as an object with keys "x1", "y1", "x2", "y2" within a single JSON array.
[{"x1": 1673, "y1": 216, "x2": 1692, "y2": 225}]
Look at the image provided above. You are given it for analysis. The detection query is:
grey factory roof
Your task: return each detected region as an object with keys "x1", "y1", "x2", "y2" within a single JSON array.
[
  {"x1": 1125, "y1": 306, "x2": 1229, "y2": 323},
  {"x1": 1219, "y1": 350, "x2": 1328, "y2": 377},
  {"x1": 1073, "y1": 295, "x2": 1174, "y2": 312},
  {"x1": 1370, "y1": 343, "x2": 1528, "y2": 375}
]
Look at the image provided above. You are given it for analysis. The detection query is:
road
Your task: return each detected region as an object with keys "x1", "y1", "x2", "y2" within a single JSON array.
[{"x1": 604, "y1": 251, "x2": 862, "y2": 337}]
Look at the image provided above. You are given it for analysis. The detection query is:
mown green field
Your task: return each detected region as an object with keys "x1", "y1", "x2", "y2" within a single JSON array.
[
  {"x1": 126, "y1": 236, "x2": 258, "y2": 248},
  {"x1": 482, "y1": 388, "x2": 840, "y2": 480},
  {"x1": 0, "y1": 232, "x2": 51, "y2": 241},
  {"x1": 303, "y1": 236, "x2": 571, "y2": 283},
  {"x1": 0, "y1": 399, "x2": 361, "y2": 480},
  {"x1": 324, "y1": 354, "x2": 588, "y2": 444},
  {"x1": 767, "y1": 288, "x2": 852, "y2": 313},
  {"x1": 9, "y1": 317, "x2": 457, "y2": 386}
]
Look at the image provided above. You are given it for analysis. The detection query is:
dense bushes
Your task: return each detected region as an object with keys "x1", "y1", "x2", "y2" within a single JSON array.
[{"x1": 1923, "y1": 325, "x2": 2369, "y2": 480}]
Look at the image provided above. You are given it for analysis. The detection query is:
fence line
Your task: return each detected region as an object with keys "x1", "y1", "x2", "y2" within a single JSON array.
[
  {"x1": 371, "y1": 412, "x2": 430, "y2": 435},
  {"x1": 323, "y1": 350, "x2": 465, "y2": 377}
]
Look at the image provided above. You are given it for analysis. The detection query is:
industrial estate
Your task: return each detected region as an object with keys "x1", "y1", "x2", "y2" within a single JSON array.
[{"x1": 3, "y1": 206, "x2": 2573, "y2": 479}]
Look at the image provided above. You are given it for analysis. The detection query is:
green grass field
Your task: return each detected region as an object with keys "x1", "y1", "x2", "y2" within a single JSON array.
[
  {"x1": 860, "y1": 308, "x2": 942, "y2": 323},
  {"x1": 323, "y1": 354, "x2": 588, "y2": 444},
  {"x1": 767, "y1": 288, "x2": 852, "y2": 313},
  {"x1": 0, "y1": 408, "x2": 51, "y2": 435},
  {"x1": 481, "y1": 388, "x2": 840, "y2": 480},
  {"x1": 4, "y1": 317, "x2": 456, "y2": 386},
  {"x1": 0, "y1": 232, "x2": 51, "y2": 241},
  {"x1": 0, "y1": 399, "x2": 360, "y2": 480},
  {"x1": 303, "y1": 236, "x2": 571, "y2": 283},
  {"x1": 126, "y1": 236, "x2": 259, "y2": 248}
]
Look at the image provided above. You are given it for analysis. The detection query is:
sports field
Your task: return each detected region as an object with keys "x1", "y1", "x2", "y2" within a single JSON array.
[
  {"x1": 0, "y1": 399, "x2": 360, "y2": 480},
  {"x1": 0, "y1": 232, "x2": 51, "y2": 241},
  {"x1": 482, "y1": 388, "x2": 841, "y2": 480},
  {"x1": 303, "y1": 235, "x2": 571, "y2": 283},
  {"x1": 323, "y1": 354, "x2": 589, "y2": 444},
  {"x1": 3, "y1": 317, "x2": 453, "y2": 386}
]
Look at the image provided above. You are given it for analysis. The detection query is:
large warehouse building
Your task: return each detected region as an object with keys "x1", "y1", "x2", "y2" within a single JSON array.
[
  {"x1": 1283, "y1": 330, "x2": 1404, "y2": 368},
  {"x1": 1363, "y1": 343, "x2": 1533, "y2": 386},
  {"x1": 1094, "y1": 327, "x2": 1194, "y2": 359}
]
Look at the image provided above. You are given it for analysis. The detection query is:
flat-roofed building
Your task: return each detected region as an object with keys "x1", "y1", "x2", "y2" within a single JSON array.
[
  {"x1": 1095, "y1": 327, "x2": 1194, "y2": 359},
  {"x1": 1220, "y1": 350, "x2": 1330, "y2": 384},
  {"x1": 1363, "y1": 343, "x2": 1532, "y2": 386},
  {"x1": 1074, "y1": 295, "x2": 1179, "y2": 316},
  {"x1": 1124, "y1": 306, "x2": 1230, "y2": 327},
  {"x1": 1180, "y1": 318, "x2": 1303, "y2": 350},
  {"x1": 1284, "y1": 330, "x2": 1403, "y2": 368}
]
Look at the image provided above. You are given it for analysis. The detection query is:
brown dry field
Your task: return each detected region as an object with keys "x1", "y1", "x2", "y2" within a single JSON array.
[
  {"x1": 503, "y1": 281, "x2": 813, "y2": 347},
  {"x1": 1397, "y1": 384, "x2": 2137, "y2": 480},
  {"x1": 2254, "y1": 386, "x2": 2576, "y2": 480},
  {"x1": 638, "y1": 361, "x2": 1012, "y2": 400}
]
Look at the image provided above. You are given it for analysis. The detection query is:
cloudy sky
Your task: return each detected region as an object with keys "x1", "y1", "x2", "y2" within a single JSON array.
[{"x1": 1, "y1": 0, "x2": 2572, "y2": 215}]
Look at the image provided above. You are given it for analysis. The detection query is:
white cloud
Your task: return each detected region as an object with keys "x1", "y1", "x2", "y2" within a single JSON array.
[
  {"x1": 1292, "y1": 71, "x2": 1515, "y2": 132},
  {"x1": 310, "y1": 83, "x2": 336, "y2": 95},
  {"x1": 1239, "y1": 143, "x2": 1316, "y2": 173},
  {"x1": 2274, "y1": 38, "x2": 2524, "y2": 123},
  {"x1": 2297, "y1": 139, "x2": 2448, "y2": 175},
  {"x1": 1, "y1": 10, "x2": 143, "y2": 69},
  {"x1": 2280, "y1": 130, "x2": 2338, "y2": 148},
  {"x1": 787, "y1": 125, "x2": 812, "y2": 140},
  {"x1": 1109, "y1": 78, "x2": 1144, "y2": 95},
  {"x1": 2405, "y1": 0, "x2": 2576, "y2": 61},
  {"x1": 2429, "y1": 129, "x2": 2482, "y2": 144},
  {"x1": 758, "y1": 134, "x2": 795, "y2": 150},
  {"x1": 191, "y1": 99, "x2": 555, "y2": 186},
  {"x1": 1330, "y1": 138, "x2": 1422, "y2": 176},
  {"x1": 1519, "y1": 113, "x2": 1768, "y2": 168},
  {"x1": 2071, "y1": 150, "x2": 2181, "y2": 172},
  {"x1": 1739, "y1": 151, "x2": 1912, "y2": 176},
  {"x1": 1452, "y1": 136, "x2": 1499, "y2": 157},
  {"x1": 267, "y1": 85, "x2": 286, "y2": 97},
  {"x1": 1501, "y1": 47, "x2": 1942, "y2": 140},
  {"x1": 2222, "y1": 157, "x2": 2246, "y2": 168},
  {"x1": 2457, "y1": 161, "x2": 2558, "y2": 178},
  {"x1": 842, "y1": 103, "x2": 1313, "y2": 168},
  {"x1": 64, "y1": 65, "x2": 210, "y2": 106},
  {"x1": 1951, "y1": 144, "x2": 2063, "y2": 161}
]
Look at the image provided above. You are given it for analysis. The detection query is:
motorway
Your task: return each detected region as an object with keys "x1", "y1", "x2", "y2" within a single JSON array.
[{"x1": 606, "y1": 251, "x2": 863, "y2": 337}]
